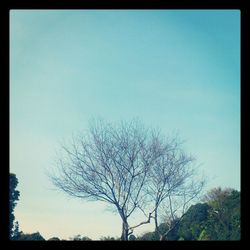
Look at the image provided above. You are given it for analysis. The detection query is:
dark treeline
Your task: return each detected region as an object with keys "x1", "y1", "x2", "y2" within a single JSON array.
[{"x1": 10, "y1": 173, "x2": 240, "y2": 241}]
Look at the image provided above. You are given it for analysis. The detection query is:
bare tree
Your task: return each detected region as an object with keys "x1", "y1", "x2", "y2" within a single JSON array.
[
  {"x1": 49, "y1": 119, "x2": 204, "y2": 240},
  {"x1": 49, "y1": 119, "x2": 160, "y2": 240},
  {"x1": 143, "y1": 134, "x2": 205, "y2": 240}
]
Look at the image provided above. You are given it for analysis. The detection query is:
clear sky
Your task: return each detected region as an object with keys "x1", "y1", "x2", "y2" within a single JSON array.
[{"x1": 10, "y1": 10, "x2": 240, "y2": 240}]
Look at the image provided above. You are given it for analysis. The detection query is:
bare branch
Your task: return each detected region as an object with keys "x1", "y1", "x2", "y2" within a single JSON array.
[{"x1": 48, "y1": 119, "x2": 205, "y2": 241}]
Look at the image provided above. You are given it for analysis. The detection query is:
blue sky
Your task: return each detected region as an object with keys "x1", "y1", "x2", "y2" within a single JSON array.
[{"x1": 10, "y1": 10, "x2": 240, "y2": 240}]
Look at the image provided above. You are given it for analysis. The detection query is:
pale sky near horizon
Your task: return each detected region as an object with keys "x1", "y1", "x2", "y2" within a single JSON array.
[{"x1": 10, "y1": 10, "x2": 240, "y2": 240}]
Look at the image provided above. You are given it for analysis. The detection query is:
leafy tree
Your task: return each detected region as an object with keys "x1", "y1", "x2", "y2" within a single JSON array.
[
  {"x1": 202, "y1": 188, "x2": 240, "y2": 240},
  {"x1": 178, "y1": 203, "x2": 210, "y2": 240},
  {"x1": 178, "y1": 188, "x2": 240, "y2": 240},
  {"x1": 9, "y1": 173, "x2": 20, "y2": 239},
  {"x1": 203, "y1": 187, "x2": 233, "y2": 212}
]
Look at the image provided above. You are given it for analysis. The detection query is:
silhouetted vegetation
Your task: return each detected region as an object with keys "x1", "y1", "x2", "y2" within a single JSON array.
[
  {"x1": 69, "y1": 234, "x2": 92, "y2": 241},
  {"x1": 16, "y1": 232, "x2": 45, "y2": 241},
  {"x1": 99, "y1": 236, "x2": 120, "y2": 241},
  {"x1": 9, "y1": 173, "x2": 20, "y2": 240},
  {"x1": 47, "y1": 237, "x2": 61, "y2": 241},
  {"x1": 10, "y1": 170, "x2": 240, "y2": 240}
]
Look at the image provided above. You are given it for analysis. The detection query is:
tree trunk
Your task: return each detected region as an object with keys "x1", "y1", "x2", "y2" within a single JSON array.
[
  {"x1": 121, "y1": 221, "x2": 129, "y2": 241},
  {"x1": 155, "y1": 207, "x2": 163, "y2": 240}
]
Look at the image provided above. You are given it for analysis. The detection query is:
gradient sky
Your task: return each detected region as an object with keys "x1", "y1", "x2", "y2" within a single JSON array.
[{"x1": 10, "y1": 10, "x2": 240, "y2": 240}]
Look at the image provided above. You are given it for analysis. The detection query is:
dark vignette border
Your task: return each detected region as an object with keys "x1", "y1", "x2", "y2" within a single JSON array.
[{"x1": 1, "y1": 0, "x2": 246, "y2": 248}]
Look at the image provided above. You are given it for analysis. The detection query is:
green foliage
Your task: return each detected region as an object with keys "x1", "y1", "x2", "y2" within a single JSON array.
[
  {"x1": 178, "y1": 203, "x2": 210, "y2": 240},
  {"x1": 9, "y1": 173, "x2": 20, "y2": 239},
  {"x1": 137, "y1": 187, "x2": 241, "y2": 241},
  {"x1": 178, "y1": 188, "x2": 240, "y2": 240},
  {"x1": 197, "y1": 229, "x2": 210, "y2": 240},
  {"x1": 203, "y1": 189, "x2": 240, "y2": 240}
]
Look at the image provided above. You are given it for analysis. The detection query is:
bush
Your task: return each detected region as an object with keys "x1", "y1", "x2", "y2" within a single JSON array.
[
  {"x1": 48, "y1": 237, "x2": 60, "y2": 241},
  {"x1": 16, "y1": 232, "x2": 45, "y2": 241}
]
